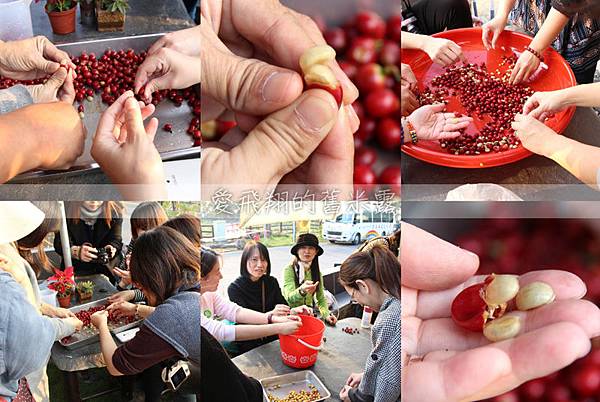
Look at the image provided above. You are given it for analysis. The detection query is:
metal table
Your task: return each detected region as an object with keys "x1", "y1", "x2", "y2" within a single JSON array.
[
  {"x1": 50, "y1": 274, "x2": 127, "y2": 402},
  {"x1": 2, "y1": 0, "x2": 198, "y2": 198},
  {"x1": 401, "y1": 107, "x2": 600, "y2": 201},
  {"x1": 233, "y1": 318, "x2": 371, "y2": 401}
]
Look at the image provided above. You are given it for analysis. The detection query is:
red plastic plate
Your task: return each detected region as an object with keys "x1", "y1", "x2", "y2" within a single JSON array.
[{"x1": 401, "y1": 27, "x2": 577, "y2": 168}]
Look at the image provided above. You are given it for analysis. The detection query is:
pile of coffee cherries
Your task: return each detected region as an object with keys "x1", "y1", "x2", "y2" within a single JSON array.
[
  {"x1": 266, "y1": 384, "x2": 322, "y2": 402},
  {"x1": 74, "y1": 304, "x2": 136, "y2": 328},
  {"x1": 322, "y1": 11, "x2": 401, "y2": 190},
  {"x1": 0, "y1": 48, "x2": 202, "y2": 147},
  {"x1": 453, "y1": 220, "x2": 600, "y2": 401},
  {"x1": 342, "y1": 326, "x2": 360, "y2": 335},
  {"x1": 420, "y1": 56, "x2": 534, "y2": 155}
]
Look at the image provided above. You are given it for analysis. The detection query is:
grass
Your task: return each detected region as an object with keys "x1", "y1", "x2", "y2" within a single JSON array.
[{"x1": 258, "y1": 232, "x2": 326, "y2": 248}]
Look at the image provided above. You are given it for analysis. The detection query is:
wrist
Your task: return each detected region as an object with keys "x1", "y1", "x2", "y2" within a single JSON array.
[{"x1": 266, "y1": 312, "x2": 273, "y2": 324}]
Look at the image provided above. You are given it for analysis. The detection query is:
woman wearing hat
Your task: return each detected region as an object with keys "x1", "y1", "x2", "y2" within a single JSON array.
[{"x1": 282, "y1": 233, "x2": 337, "y2": 325}]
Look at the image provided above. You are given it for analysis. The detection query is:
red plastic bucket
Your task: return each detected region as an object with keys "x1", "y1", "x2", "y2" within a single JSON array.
[{"x1": 278, "y1": 315, "x2": 325, "y2": 368}]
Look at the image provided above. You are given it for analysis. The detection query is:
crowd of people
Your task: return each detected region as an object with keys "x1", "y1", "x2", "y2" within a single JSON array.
[{"x1": 401, "y1": 0, "x2": 600, "y2": 190}]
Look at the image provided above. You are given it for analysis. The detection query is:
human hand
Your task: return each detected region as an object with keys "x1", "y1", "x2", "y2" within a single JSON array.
[
  {"x1": 64, "y1": 316, "x2": 84, "y2": 331},
  {"x1": 147, "y1": 26, "x2": 201, "y2": 57},
  {"x1": 482, "y1": 16, "x2": 508, "y2": 50},
  {"x1": 134, "y1": 48, "x2": 201, "y2": 101},
  {"x1": 423, "y1": 37, "x2": 466, "y2": 66},
  {"x1": 339, "y1": 385, "x2": 351, "y2": 401},
  {"x1": 401, "y1": 63, "x2": 417, "y2": 91},
  {"x1": 291, "y1": 305, "x2": 313, "y2": 315},
  {"x1": 277, "y1": 319, "x2": 303, "y2": 335},
  {"x1": 346, "y1": 372, "x2": 364, "y2": 388},
  {"x1": 91, "y1": 91, "x2": 166, "y2": 200},
  {"x1": 80, "y1": 244, "x2": 98, "y2": 262},
  {"x1": 26, "y1": 66, "x2": 76, "y2": 104},
  {"x1": 202, "y1": 89, "x2": 357, "y2": 196},
  {"x1": 511, "y1": 113, "x2": 559, "y2": 156},
  {"x1": 509, "y1": 49, "x2": 541, "y2": 85},
  {"x1": 113, "y1": 268, "x2": 132, "y2": 287},
  {"x1": 401, "y1": 222, "x2": 600, "y2": 402},
  {"x1": 401, "y1": 84, "x2": 419, "y2": 117},
  {"x1": 300, "y1": 280, "x2": 319, "y2": 295},
  {"x1": 271, "y1": 314, "x2": 301, "y2": 324},
  {"x1": 90, "y1": 310, "x2": 109, "y2": 328},
  {"x1": 407, "y1": 104, "x2": 473, "y2": 141},
  {"x1": 325, "y1": 314, "x2": 337, "y2": 325},
  {"x1": 105, "y1": 245, "x2": 117, "y2": 259},
  {"x1": 271, "y1": 304, "x2": 291, "y2": 317},
  {"x1": 107, "y1": 301, "x2": 137, "y2": 319},
  {"x1": 50, "y1": 306, "x2": 76, "y2": 319},
  {"x1": 108, "y1": 290, "x2": 135, "y2": 303},
  {"x1": 199, "y1": 0, "x2": 358, "y2": 122},
  {"x1": 523, "y1": 90, "x2": 569, "y2": 121},
  {"x1": 0, "y1": 36, "x2": 74, "y2": 80}
]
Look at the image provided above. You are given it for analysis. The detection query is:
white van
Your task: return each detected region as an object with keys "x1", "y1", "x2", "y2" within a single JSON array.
[{"x1": 322, "y1": 210, "x2": 398, "y2": 245}]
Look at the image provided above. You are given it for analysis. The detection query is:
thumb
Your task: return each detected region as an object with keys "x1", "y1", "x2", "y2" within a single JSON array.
[
  {"x1": 202, "y1": 43, "x2": 303, "y2": 115},
  {"x1": 123, "y1": 97, "x2": 146, "y2": 144},
  {"x1": 45, "y1": 67, "x2": 68, "y2": 91},
  {"x1": 36, "y1": 55, "x2": 61, "y2": 75},
  {"x1": 491, "y1": 30, "x2": 501, "y2": 50},
  {"x1": 236, "y1": 89, "x2": 338, "y2": 185},
  {"x1": 428, "y1": 103, "x2": 446, "y2": 113}
]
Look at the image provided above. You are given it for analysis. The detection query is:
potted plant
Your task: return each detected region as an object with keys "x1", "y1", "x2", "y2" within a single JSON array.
[
  {"x1": 96, "y1": 0, "x2": 128, "y2": 32},
  {"x1": 76, "y1": 280, "x2": 95, "y2": 301},
  {"x1": 37, "y1": 0, "x2": 78, "y2": 35},
  {"x1": 79, "y1": 0, "x2": 95, "y2": 25},
  {"x1": 48, "y1": 266, "x2": 76, "y2": 308}
]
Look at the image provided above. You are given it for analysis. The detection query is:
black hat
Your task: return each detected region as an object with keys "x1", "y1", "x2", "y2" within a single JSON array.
[{"x1": 291, "y1": 233, "x2": 323, "y2": 257}]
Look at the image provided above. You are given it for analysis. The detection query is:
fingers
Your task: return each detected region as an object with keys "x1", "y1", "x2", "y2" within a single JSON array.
[
  {"x1": 447, "y1": 41, "x2": 467, "y2": 63},
  {"x1": 40, "y1": 37, "x2": 72, "y2": 68},
  {"x1": 201, "y1": 38, "x2": 304, "y2": 116},
  {"x1": 522, "y1": 95, "x2": 540, "y2": 116},
  {"x1": 491, "y1": 29, "x2": 501, "y2": 50},
  {"x1": 58, "y1": 68, "x2": 76, "y2": 104},
  {"x1": 234, "y1": 89, "x2": 338, "y2": 184},
  {"x1": 400, "y1": 222, "x2": 480, "y2": 291},
  {"x1": 97, "y1": 91, "x2": 135, "y2": 141},
  {"x1": 123, "y1": 97, "x2": 146, "y2": 144},
  {"x1": 147, "y1": 36, "x2": 169, "y2": 55}
]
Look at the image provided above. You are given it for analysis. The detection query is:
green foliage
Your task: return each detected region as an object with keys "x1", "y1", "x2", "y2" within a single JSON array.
[{"x1": 101, "y1": 0, "x2": 129, "y2": 14}]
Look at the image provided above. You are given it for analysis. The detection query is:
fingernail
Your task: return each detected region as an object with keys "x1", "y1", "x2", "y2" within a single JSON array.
[
  {"x1": 295, "y1": 95, "x2": 336, "y2": 132},
  {"x1": 346, "y1": 104, "x2": 359, "y2": 133},
  {"x1": 261, "y1": 71, "x2": 295, "y2": 103}
]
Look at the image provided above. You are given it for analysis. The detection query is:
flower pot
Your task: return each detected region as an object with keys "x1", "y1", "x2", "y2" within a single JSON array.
[
  {"x1": 78, "y1": 290, "x2": 93, "y2": 302},
  {"x1": 80, "y1": 1, "x2": 96, "y2": 25},
  {"x1": 96, "y1": 0, "x2": 125, "y2": 32},
  {"x1": 45, "y1": 5, "x2": 77, "y2": 35},
  {"x1": 57, "y1": 294, "x2": 72, "y2": 308}
]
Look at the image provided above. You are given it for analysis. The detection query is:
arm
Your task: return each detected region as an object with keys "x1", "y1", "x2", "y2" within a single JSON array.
[
  {"x1": 528, "y1": 8, "x2": 569, "y2": 55},
  {"x1": 400, "y1": 32, "x2": 427, "y2": 50},
  {"x1": 545, "y1": 135, "x2": 600, "y2": 189},
  {"x1": 97, "y1": 320, "x2": 123, "y2": 376},
  {"x1": 497, "y1": 0, "x2": 517, "y2": 21},
  {"x1": 272, "y1": 278, "x2": 289, "y2": 306},
  {"x1": 235, "y1": 307, "x2": 269, "y2": 325},
  {"x1": 282, "y1": 264, "x2": 305, "y2": 307},
  {"x1": 234, "y1": 323, "x2": 289, "y2": 341},
  {"x1": 553, "y1": 83, "x2": 600, "y2": 108}
]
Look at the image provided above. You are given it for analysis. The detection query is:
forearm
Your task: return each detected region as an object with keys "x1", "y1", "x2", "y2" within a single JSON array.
[
  {"x1": 544, "y1": 135, "x2": 600, "y2": 188},
  {"x1": 400, "y1": 32, "x2": 426, "y2": 50},
  {"x1": 497, "y1": 0, "x2": 517, "y2": 21},
  {"x1": 0, "y1": 111, "x2": 39, "y2": 182},
  {"x1": 529, "y1": 8, "x2": 569, "y2": 53},
  {"x1": 556, "y1": 83, "x2": 600, "y2": 108},
  {"x1": 236, "y1": 307, "x2": 268, "y2": 324},
  {"x1": 137, "y1": 304, "x2": 155, "y2": 319},
  {"x1": 235, "y1": 323, "x2": 282, "y2": 341},
  {"x1": 98, "y1": 323, "x2": 123, "y2": 376}
]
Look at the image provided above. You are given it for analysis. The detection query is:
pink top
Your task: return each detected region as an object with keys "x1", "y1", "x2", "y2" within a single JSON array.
[{"x1": 200, "y1": 292, "x2": 241, "y2": 342}]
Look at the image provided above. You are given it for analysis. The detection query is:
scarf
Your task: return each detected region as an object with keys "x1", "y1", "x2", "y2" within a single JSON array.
[{"x1": 79, "y1": 205, "x2": 103, "y2": 227}]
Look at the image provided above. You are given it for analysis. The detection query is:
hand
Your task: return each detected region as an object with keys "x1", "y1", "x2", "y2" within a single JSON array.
[
  {"x1": 113, "y1": 268, "x2": 132, "y2": 287},
  {"x1": 271, "y1": 314, "x2": 301, "y2": 324},
  {"x1": 107, "y1": 301, "x2": 137, "y2": 319},
  {"x1": 64, "y1": 316, "x2": 84, "y2": 331},
  {"x1": 401, "y1": 63, "x2": 417, "y2": 91},
  {"x1": 271, "y1": 304, "x2": 291, "y2": 317},
  {"x1": 401, "y1": 222, "x2": 600, "y2": 401},
  {"x1": 108, "y1": 290, "x2": 135, "y2": 303},
  {"x1": 105, "y1": 245, "x2": 117, "y2": 259},
  {"x1": 346, "y1": 372, "x2": 364, "y2": 388},
  {"x1": 511, "y1": 113, "x2": 559, "y2": 156},
  {"x1": 0, "y1": 36, "x2": 74, "y2": 80},
  {"x1": 482, "y1": 16, "x2": 508, "y2": 50},
  {"x1": 509, "y1": 50, "x2": 541, "y2": 85},
  {"x1": 90, "y1": 310, "x2": 109, "y2": 329},
  {"x1": 423, "y1": 37, "x2": 466, "y2": 66},
  {"x1": 147, "y1": 26, "x2": 202, "y2": 57},
  {"x1": 91, "y1": 91, "x2": 166, "y2": 200},
  {"x1": 401, "y1": 84, "x2": 419, "y2": 117},
  {"x1": 291, "y1": 305, "x2": 313, "y2": 315},
  {"x1": 325, "y1": 314, "x2": 337, "y2": 325},
  {"x1": 49, "y1": 306, "x2": 76, "y2": 319},
  {"x1": 134, "y1": 47, "x2": 201, "y2": 101},
  {"x1": 523, "y1": 90, "x2": 569, "y2": 121},
  {"x1": 26, "y1": 66, "x2": 76, "y2": 104},
  {"x1": 79, "y1": 245, "x2": 98, "y2": 262},
  {"x1": 277, "y1": 320, "x2": 303, "y2": 335},
  {"x1": 407, "y1": 103, "x2": 473, "y2": 141},
  {"x1": 339, "y1": 385, "x2": 351, "y2": 401},
  {"x1": 300, "y1": 280, "x2": 319, "y2": 295}
]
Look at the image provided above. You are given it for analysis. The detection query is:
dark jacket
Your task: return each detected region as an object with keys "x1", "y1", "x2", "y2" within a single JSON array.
[
  {"x1": 54, "y1": 217, "x2": 123, "y2": 277},
  {"x1": 553, "y1": 0, "x2": 600, "y2": 17},
  {"x1": 227, "y1": 276, "x2": 287, "y2": 354},
  {"x1": 200, "y1": 327, "x2": 262, "y2": 402}
]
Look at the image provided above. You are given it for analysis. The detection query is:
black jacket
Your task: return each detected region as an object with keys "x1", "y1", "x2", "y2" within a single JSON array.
[
  {"x1": 200, "y1": 327, "x2": 262, "y2": 402},
  {"x1": 54, "y1": 217, "x2": 123, "y2": 277},
  {"x1": 227, "y1": 275, "x2": 287, "y2": 355}
]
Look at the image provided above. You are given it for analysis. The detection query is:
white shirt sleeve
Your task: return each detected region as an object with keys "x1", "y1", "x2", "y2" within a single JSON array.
[{"x1": 201, "y1": 314, "x2": 237, "y2": 342}]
